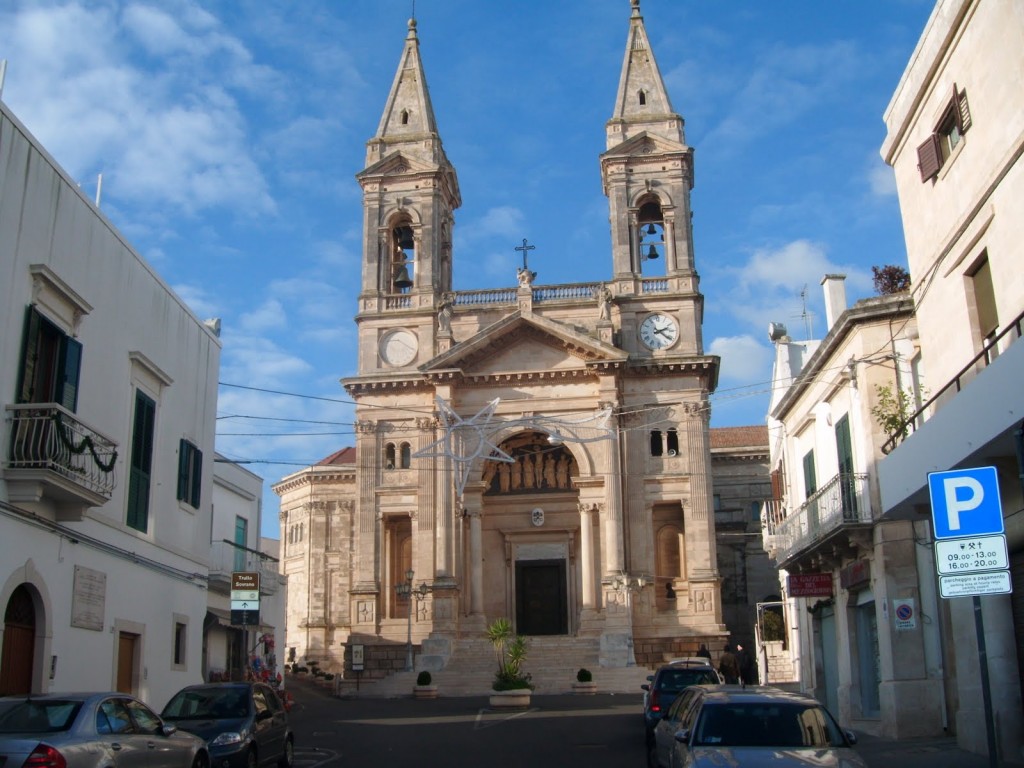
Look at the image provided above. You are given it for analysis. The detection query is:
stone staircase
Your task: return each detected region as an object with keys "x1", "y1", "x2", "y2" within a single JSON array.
[{"x1": 337, "y1": 635, "x2": 654, "y2": 698}]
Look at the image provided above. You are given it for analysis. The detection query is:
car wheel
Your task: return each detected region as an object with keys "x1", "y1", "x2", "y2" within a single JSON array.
[
  {"x1": 246, "y1": 748, "x2": 258, "y2": 768},
  {"x1": 191, "y1": 753, "x2": 209, "y2": 768},
  {"x1": 646, "y1": 739, "x2": 659, "y2": 768},
  {"x1": 278, "y1": 737, "x2": 294, "y2": 768}
]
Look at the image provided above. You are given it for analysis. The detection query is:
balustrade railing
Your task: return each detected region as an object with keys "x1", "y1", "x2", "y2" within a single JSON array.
[
  {"x1": 773, "y1": 472, "x2": 871, "y2": 563},
  {"x1": 641, "y1": 278, "x2": 669, "y2": 294},
  {"x1": 6, "y1": 403, "x2": 117, "y2": 499}
]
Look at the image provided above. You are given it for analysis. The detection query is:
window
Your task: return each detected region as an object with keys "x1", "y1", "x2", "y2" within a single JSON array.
[
  {"x1": 802, "y1": 450, "x2": 817, "y2": 498},
  {"x1": 712, "y1": 494, "x2": 722, "y2": 511},
  {"x1": 385, "y1": 443, "x2": 396, "y2": 470},
  {"x1": 173, "y1": 620, "x2": 187, "y2": 667},
  {"x1": 834, "y1": 414, "x2": 857, "y2": 513},
  {"x1": 969, "y1": 254, "x2": 999, "y2": 348},
  {"x1": 16, "y1": 306, "x2": 82, "y2": 410},
  {"x1": 666, "y1": 429, "x2": 679, "y2": 455},
  {"x1": 650, "y1": 430, "x2": 663, "y2": 456},
  {"x1": 234, "y1": 516, "x2": 248, "y2": 572},
  {"x1": 126, "y1": 391, "x2": 156, "y2": 532},
  {"x1": 400, "y1": 442, "x2": 411, "y2": 469},
  {"x1": 917, "y1": 84, "x2": 971, "y2": 182},
  {"x1": 638, "y1": 90, "x2": 647, "y2": 106},
  {"x1": 176, "y1": 439, "x2": 202, "y2": 508}
]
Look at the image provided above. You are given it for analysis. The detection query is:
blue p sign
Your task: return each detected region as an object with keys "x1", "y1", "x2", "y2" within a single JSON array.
[{"x1": 928, "y1": 467, "x2": 1004, "y2": 540}]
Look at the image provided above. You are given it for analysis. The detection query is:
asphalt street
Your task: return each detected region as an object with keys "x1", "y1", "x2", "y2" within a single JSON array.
[{"x1": 283, "y1": 674, "x2": 1017, "y2": 768}]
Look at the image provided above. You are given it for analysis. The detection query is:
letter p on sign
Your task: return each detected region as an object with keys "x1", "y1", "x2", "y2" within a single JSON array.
[{"x1": 928, "y1": 467, "x2": 1004, "y2": 540}]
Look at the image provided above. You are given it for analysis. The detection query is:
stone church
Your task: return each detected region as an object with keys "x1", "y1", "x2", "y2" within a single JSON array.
[{"x1": 275, "y1": 1, "x2": 737, "y2": 683}]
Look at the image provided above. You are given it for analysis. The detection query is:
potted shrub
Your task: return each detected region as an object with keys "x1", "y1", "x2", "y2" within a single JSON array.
[
  {"x1": 414, "y1": 670, "x2": 438, "y2": 699},
  {"x1": 487, "y1": 618, "x2": 533, "y2": 708},
  {"x1": 572, "y1": 667, "x2": 597, "y2": 695}
]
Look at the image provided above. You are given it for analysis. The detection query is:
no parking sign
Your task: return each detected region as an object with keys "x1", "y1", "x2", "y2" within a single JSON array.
[{"x1": 893, "y1": 598, "x2": 916, "y2": 631}]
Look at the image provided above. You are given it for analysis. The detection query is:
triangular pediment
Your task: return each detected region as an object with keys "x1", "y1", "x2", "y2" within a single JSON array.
[
  {"x1": 358, "y1": 149, "x2": 439, "y2": 180},
  {"x1": 422, "y1": 312, "x2": 626, "y2": 378},
  {"x1": 601, "y1": 130, "x2": 688, "y2": 161}
]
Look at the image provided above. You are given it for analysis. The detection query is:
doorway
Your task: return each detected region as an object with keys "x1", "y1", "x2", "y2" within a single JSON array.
[
  {"x1": 515, "y1": 560, "x2": 567, "y2": 635},
  {"x1": 1, "y1": 585, "x2": 35, "y2": 695},
  {"x1": 116, "y1": 632, "x2": 139, "y2": 694}
]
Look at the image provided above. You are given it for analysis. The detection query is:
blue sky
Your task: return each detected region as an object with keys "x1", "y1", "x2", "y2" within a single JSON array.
[{"x1": 0, "y1": 0, "x2": 934, "y2": 538}]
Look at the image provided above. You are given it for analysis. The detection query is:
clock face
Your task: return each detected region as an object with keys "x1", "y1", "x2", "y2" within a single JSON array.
[
  {"x1": 380, "y1": 329, "x2": 419, "y2": 367},
  {"x1": 639, "y1": 313, "x2": 679, "y2": 350}
]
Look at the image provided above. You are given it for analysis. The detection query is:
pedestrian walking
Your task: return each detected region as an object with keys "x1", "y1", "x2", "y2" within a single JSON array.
[{"x1": 718, "y1": 643, "x2": 740, "y2": 684}]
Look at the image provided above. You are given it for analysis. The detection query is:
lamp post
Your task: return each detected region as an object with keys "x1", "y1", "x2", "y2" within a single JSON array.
[{"x1": 396, "y1": 568, "x2": 414, "y2": 671}]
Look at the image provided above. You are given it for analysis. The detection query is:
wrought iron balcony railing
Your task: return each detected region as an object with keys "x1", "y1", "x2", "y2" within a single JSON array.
[
  {"x1": 209, "y1": 539, "x2": 281, "y2": 595},
  {"x1": 773, "y1": 472, "x2": 872, "y2": 564},
  {"x1": 5, "y1": 403, "x2": 118, "y2": 502}
]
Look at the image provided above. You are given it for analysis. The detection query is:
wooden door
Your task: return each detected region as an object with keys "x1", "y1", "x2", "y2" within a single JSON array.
[
  {"x1": 0, "y1": 585, "x2": 35, "y2": 695},
  {"x1": 116, "y1": 632, "x2": 138, "y2": 694}
]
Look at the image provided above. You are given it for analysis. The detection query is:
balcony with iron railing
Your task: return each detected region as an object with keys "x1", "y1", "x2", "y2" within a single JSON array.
[
  {"x1": 771, "y1": 472, "x2": 873, "y2": 568},
  {"x1": 208, "y1": 539, "x2": 281, "y2": 596},
  {"x1": 4, "y1": 403, "x2": 118, "y2": 520}
]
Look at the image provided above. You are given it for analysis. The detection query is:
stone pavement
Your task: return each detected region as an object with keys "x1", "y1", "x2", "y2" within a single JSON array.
[{"x1": 852, "y1": 731, "x2": 1019, "y2": 768}]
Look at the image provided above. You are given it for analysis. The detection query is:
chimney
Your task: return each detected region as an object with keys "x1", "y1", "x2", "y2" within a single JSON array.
[{"x1": 821, "y1": 274, "x2": 847, "y2": 333}]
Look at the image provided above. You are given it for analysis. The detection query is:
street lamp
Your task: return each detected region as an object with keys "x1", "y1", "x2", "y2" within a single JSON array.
[{"x1": 396, "y1": 568, "x2": 415, "y2": 671}]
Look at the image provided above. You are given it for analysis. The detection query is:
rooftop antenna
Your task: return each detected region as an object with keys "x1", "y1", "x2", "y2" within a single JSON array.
[
  {"x1": 791, "y1": 284, "x2": 814, "y2": 340},
  {"x1": 95, "y1": 173, "x2": 103, "y2": 207}
]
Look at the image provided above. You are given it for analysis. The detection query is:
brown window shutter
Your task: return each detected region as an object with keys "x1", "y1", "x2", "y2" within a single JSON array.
[
  {"x1": 917, "y1": 133, "x2": 942, "y2": 181},
  {"x1": 957, "y1": 88, "x2": 972, "y2": 133}
]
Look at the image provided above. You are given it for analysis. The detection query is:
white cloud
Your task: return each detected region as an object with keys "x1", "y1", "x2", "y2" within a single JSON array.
[
  {"x1": 239, "y1": 299, "x2": 287, "y2": 333},
  {"x1": 709, "y1": 335, "x2": 772, "y2": 386},
  {"x1": 172, "y1": 283, "x2": 221, "y2": 319},
  {"x1": 867, "y1": 156, "x2": 898, "y2": 197}
]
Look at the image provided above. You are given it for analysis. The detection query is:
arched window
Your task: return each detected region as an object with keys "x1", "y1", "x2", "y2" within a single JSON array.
[
  {"x1": 401, "y1": 109, "x2": 410, "y2": 125},
  {"x1": 650, "y1": 430, "x2": 663, "y2": 457},
  {"x1": 638, "y1": 90, "x2": 647, "y2": 106},
  {"x1": 385, "y1": 444, "x2": 396, "y2": 470},
  {"x1": 637, "y1": 198, "x2": 666, "y2": 276},
  {"x1": 390, "y1": 223, "x2": 415, "y2": 293},
  {"x1": 666, "y1": 429, "x2": 679, "y2": 455},
  {"x1": 400, "y1": 443, "x2": 411, "y2": 469}
]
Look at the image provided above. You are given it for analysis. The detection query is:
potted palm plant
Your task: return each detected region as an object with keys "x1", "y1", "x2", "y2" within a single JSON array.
[{"x1": 487, "y1": 618, "x2": 533, "y2": 708}]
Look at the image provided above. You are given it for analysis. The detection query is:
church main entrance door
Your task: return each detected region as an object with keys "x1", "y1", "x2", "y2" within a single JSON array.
[{"x1": 515, "y1": 559, "x2": 567, "y2": 635}]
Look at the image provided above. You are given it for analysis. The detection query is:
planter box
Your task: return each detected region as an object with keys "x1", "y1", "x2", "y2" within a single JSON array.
[
  {"x1": 413, "y1": 685, "x2": 438, "y2": 699},
  {"x1": 489, "y1": 689, "x2": 531, "y2": 709},
  {"x1": 572, "y1": 681, "x2": 597, "y2": 695}
]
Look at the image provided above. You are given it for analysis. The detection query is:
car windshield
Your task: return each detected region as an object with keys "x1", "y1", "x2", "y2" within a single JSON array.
[
  {"x1": 163, "y1": 689, "x2": 249, "y2": 720},
  {"x1": 693, "y1": 702, "x2": 848, "y2": 748},
  {"x1": 0, "y1": 700, "x2": 82, "y2": 733},
  {"x1": 656, "y1": 668, "x2": 717, "y2": 691}
]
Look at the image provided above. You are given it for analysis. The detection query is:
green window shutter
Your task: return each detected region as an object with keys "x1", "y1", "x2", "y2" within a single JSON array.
[
  {"x1": 127, "y1": 392, "x2": 156, "y2": 531},
  {"x1": 57, "y1": 336, "x2": 82, "y2": 412},
  {"x1": 190, "y1": 446, "x2": 202, "y2": 508},
  {"x1": 177, "y1": 439, "x2": 189, "y2": 502},
  {"x1": 802, "y1": 450, "x2": 817, "y2": 497}
]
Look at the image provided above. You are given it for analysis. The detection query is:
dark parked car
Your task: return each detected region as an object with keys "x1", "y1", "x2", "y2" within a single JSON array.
[
  {"x1": 651, "y1": 685, "x2": 866, "y2": 768},
  {"x1": 161, "y1": 682, "x2": 293, "y2": 768},
  {"x1": 642, "y1": 662, "x2": 721, "y2": 743},
  {"x1": 0, "y1": 691, "x2": 208, "y2": 768}
]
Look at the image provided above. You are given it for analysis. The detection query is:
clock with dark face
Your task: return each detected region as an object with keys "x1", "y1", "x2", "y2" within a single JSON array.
[{"x1": 639, "y1": 313, "x2": 679, "y2": 350}]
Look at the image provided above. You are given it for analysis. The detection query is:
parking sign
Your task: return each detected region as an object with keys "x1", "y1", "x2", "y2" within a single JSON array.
[{"x1": 928, "y1": 467, "x2": 1003, "y2": 541}]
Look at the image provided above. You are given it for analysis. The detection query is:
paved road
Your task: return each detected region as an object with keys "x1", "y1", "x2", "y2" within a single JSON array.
[{"x1": 284, "y1": 675, "x2": 1015, "y2": 768}]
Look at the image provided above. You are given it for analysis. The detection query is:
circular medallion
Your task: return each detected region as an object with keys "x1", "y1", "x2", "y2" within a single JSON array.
[
  {"x1": 531, "y1": 507, "x2": 545, "y2": 527},
  {"x1": 379, "y1": 328, "x2": 419, "y2": 367}
]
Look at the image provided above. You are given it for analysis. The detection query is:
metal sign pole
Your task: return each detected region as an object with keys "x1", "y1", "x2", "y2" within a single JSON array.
[{"x1": 973, "y1": 595, "x2": 999, "y2": 768}]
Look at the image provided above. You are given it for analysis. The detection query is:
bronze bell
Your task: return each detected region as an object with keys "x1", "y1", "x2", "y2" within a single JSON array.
[
  {"x1": 646, "y1": 244, "x2": 659, "y2": 260},
  {"x1": 646, "y1": 223, "x2": 657, "y2": 235},
  {"x1": 393, "y1": 264, "x2": 413, "y2": 290}
]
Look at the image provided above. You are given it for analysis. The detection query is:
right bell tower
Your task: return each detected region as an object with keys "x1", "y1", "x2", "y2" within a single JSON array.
[{"x1": 601, "y1": 0, "x2": 699, "y2": 300}]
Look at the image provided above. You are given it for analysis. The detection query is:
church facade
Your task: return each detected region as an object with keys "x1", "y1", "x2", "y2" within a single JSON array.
[{"x1": 275, "y1": 1, "x2": 729, "y2": 679}]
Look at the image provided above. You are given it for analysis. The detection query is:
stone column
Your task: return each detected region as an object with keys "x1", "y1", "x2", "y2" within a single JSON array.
[
  {"x1": 468, "y1": 506, "x2": 484, "y2": 616},
  {"x1": 578, "y1": 503, "x2": 595, "y2": 609},
  {"x1": 603, "y1": 423, "x2": 625, "y2": 576}
]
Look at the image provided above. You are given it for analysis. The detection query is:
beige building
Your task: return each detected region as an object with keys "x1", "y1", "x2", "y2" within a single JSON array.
[
  {"x1": 878, "y1": 0, "x2": 1024, "y2": 759},
  {"x1": 275, "y1": 2, "x2": 730, "y2": 686}
]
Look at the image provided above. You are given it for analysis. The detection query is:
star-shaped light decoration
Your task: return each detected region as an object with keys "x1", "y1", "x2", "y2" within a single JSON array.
[
  {"x1": 412, "y1": 396, "x2": 616, "y2": 497},
  {"x1": 412, "y1": 397, "x2": 515, "y2": 496}
]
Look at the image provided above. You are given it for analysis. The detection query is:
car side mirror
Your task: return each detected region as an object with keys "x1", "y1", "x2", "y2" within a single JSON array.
[
  {"x1": 641, "y1": 684, "x2": 650, "y2": 692},
  {"x1": 256, "y1": 709, "x2": 273, "y2": 722},
  {"x1": 844, "y1": 729, "x2": 858, "y2": 745},
  {"x1": 673, "y1": 728, "x2": 691, "y2": 745},
  {"x1": 161, "y1": 724, "x2": 178, "y2": 737}
]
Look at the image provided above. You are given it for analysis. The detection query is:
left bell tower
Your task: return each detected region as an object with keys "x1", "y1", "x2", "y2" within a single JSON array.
[{"x1": 355, "y1": 17, "x2": 461, "y2": 373}]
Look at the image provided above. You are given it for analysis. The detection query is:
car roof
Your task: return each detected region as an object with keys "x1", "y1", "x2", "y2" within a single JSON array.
[
  {"x1": 0, "y1": 692, "x2": 129, "y2": 702},
  {"x1": 695, "y1": 686, "x2": 821, "y2": 704}
]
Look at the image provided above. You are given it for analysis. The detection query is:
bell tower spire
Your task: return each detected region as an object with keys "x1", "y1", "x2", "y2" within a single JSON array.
[
  {"x1": 601, "y1": 0, "x2": 695, "y2": 288},
  {"x1": 355, "y1": 16, "x2": 461, "y2": 373}
]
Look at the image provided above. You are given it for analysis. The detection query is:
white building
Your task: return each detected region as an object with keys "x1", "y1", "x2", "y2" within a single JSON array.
[
  {"x1": 878, "y1": 0, "x2": 1024, "y2": 759},
  {"x1": 206, "y1": 456, "x2": 285, "y2": 686},
  {"x1": 763, "y1": 277, "x2": 927, "y2": 736},
  {"x1": 0, "y1": 100, "x2": 220, "y2": 708}
]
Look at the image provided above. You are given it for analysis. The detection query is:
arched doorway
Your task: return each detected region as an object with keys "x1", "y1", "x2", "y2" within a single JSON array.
[
  {"x1": 481, "y1": 431, "x2": 581, "y2": 635},
  {"x1": 1, "y1": 584, "x2": 36, "y2": 695}
]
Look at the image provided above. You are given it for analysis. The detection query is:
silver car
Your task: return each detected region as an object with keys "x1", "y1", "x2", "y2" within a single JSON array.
[
  {"x1": 0, "y1": 692, "x2": 209, "y2": 768},
  {"x1": 652, "y1": 686, "x2": 867, "y2": 768}
]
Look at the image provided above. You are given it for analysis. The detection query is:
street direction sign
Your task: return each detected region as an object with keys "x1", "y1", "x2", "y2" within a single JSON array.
[
  {"x1": 928, "y1": 466, "x2": 1004, "y2": 540},
  {"x1": 935, "y1": 534, "x2": 1008, "y2": 575},
  {"x1": 231, "y1": 600, "x2": 258, "y2": 611},
  {"x1": 230, "y1": 590, "x2": 259, "y2": 602},
  {"x1": 230, "y1": 608, "x2": 260, "y2": 626},
  {"x1": 939, "y1": 570, "x2": 1012, "y2": 598},
  {"x1": 231, "y1": 572, "x2": 261, "y2": 591}
]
